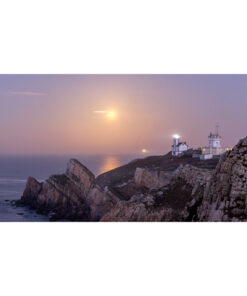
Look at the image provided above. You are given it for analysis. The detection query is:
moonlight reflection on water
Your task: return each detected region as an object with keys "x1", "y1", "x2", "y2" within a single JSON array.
[{"x1": 99, "y1": 156, "x2": 121, "y2": 175}]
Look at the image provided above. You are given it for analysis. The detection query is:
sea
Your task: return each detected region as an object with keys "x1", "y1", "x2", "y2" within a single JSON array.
[{"x1": 0, "y1": 154, "x2": 138, "y2": 222}]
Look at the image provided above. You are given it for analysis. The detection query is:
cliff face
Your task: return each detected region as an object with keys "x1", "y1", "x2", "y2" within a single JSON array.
[
  {"x1": 86, "y1": 186, "x2": 121, "y2": 221},
  {"x1": 20, "y1": 159, "x2": 95, "y2": 220},
  {"x1": 134, "y1": 168, "x2": 171, "y2": 189},
  {"x1": 96, "y1": 152, "x2": 218, "y2": 188},
  {"x1": 196, "y1": 137, "x2": 247, "y2": 221},
  {"x1": 21, "y1": 177, "x2": 42, "y2": 208},
  {"x1": 101, "y1": 165, "x2": 211, "y2": 222},
  {"x1": 20, "y1": 137, "x2": 247, "y2": 222},
  {"x1": 66, "y1": 159, "x2": 95, "y2": 196},
  {"x1": 21, "y1": 159, "x2": 210, "y2": 221}
]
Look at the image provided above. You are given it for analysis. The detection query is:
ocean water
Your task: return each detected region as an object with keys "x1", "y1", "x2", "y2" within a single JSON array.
[{"x1": 0, "y1": 154, "x2": 138, "y2": 222}]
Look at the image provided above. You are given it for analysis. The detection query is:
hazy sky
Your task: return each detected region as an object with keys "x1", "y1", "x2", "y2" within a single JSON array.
[{"x1": 0, "y1": 74, "x2": 246, "y2": 155}]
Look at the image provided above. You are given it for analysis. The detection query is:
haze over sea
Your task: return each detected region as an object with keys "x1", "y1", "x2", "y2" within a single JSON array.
[{"x1": 0, "y1": 154, "x2": 139, "y2": 222}]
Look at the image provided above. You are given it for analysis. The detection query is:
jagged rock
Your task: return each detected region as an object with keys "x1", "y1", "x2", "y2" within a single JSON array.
[
  {"x1": 20, "y1": 159, "x2": 94, "y2": 221},
  {"x1": 101, "y1": 200, "x2": 175, "y2": 222},
  {"x1": 35, "y1": 175, "x2": 89, "y2": 220},
  {"x1": 134, "y1": 167, "x2": 171, "y2": 189},
  {"x1": 101, "y1": 165, "x2": 212, "y2": 222},
  {"x1": 96, "y1": 152, "x2": 218, "y2": 189},
  {"x1": 20, "y1": 137, "x2": 247, "y2": 222},
  {"x1": 20, "y1": 159, "x2": 214, "y2": 222},
  {"x1": 86, "y1": 185, "x2": 120, "y2": 221},
  {"x1": 20, "y1": 158, "x2": 122, "y2": 221},
  {"x1": 66, "y1": 159, "x2": 95, "y2": 196},
  {"x1": 197, "y1": 137, "x2": 247, "y2": 222},
  {"x1": 20, "y1": 177, "x2": 42, "y2": 208}
]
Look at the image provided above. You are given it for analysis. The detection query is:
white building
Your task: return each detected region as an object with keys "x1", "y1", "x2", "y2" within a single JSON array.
[
  {"x1": 172, "y1": 134, "x2": 188, "y2": 156},
  {"x1": 200, "y1": 128, "x2": 224, "y2": 159},
  {"x1": 200, "y1": 153, "x2": 213, "y2": 160},
  {"x1": 208, "y1": 132, "x2": 224, "y2": 154}
]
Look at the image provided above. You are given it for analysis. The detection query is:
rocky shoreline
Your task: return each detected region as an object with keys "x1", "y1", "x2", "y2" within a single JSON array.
[{"x1": 18, "y1": 137, "x2": 247, "y2": 222}]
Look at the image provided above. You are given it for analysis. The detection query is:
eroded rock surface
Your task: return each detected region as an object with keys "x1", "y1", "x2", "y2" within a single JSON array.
[
  {"x1": 21, "y1": 177, "x2": 42, "y2": 208},
  {"x1": 101, "y1": 165, "x2": 211, "y2": 222},
  {"x1": 86, "y1": 185, "x2": 120, "y2": 221},
  {"x1": 19, "y1": 137, "x2": 247, "y2": 222},
  {"x1": 66, "y1": 159, "x2": 95, "y2": 196},
  {"x1": 20, "y1": 159, "x2": 94, "y2": 220},
  {"x1": 134, "y1": 167, "x2": 171, "y2": 189},
  {"x1": 197, "y1": 137, "x2": 247, "y2": 222}
]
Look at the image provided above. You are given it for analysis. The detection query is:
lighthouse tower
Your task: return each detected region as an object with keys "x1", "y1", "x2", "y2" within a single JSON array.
[
  {"x1": 200, "y1": 125, "x2": 225, "y2": 160},
  {"x1": 208, "y1": 125, "x2": 223, "y2": 155},
  {"x1": 173, "y1": 134, "x2": 179, "y2": 146},
  {"x1": 172, "y1": 134, "x2": 188, "y2": 156}
]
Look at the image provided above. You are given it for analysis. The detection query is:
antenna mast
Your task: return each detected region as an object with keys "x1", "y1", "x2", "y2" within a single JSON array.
[{"x1": 216, "y1": 123, "x2": 219, "y2": 135}]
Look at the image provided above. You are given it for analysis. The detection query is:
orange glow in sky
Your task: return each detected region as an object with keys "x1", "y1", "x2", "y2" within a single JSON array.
[
  {"x1": 106, "y1": 110, "x2": 116, "y2": 120},
  {"x1": 94, "y1": 110, "x2": 117, "y2": 120},
  {"x1": 0, "y1": 75, "x2": 245, "y2": 155}
]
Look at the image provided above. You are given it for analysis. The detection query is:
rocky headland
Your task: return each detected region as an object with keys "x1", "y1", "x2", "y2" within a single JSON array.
[{"x1": 19, "y1": 137, "x2": 247, "y2": 222}]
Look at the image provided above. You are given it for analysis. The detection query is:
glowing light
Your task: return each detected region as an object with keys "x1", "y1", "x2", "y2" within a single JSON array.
[
  {"x1": 106, "y1": 110, "x2": 116, "y2": 119},
  {"x1": 94, "y1": 110, "x2": 106, "y2": 114},
  {"x1": 141, "y1": 148, "x2": 148, "y2": 153},
  {"x1": 173, "y1": 134, "x2": 180, "y2": 139},
  {"x1": 93, "y1": 110, "x2": 117, "y2": 120}
]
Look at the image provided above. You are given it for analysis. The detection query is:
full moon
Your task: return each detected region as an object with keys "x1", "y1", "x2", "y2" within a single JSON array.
[
  {"x1": 106, "y1": 110, "x2": 116, "y2": 119},
  {"x1": 93, "y1": 110, "x2": 117, "y2": 120}
]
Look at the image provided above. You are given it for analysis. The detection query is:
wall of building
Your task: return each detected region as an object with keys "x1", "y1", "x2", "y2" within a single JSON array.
[{"x1": 200, "y1": 154, "x2": 213, "y2": 160}]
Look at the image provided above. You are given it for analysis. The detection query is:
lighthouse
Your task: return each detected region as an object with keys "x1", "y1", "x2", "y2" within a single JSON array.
[
  {"x1": 200, "y1": 125, "x2": 224, "y2": 159},
  {"x1": 208, "y1": 132, "x2": 223, "y2": 155},
  {"x1": 171, "y1": 134, "x2": 188, "y2": 156},
  {"x1": 173, "y1": 134, "x2": 179, "y2": 146}
]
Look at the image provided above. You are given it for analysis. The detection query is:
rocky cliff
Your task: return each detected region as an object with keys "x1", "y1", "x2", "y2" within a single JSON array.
[
  {"x1": 96, "y1": 152, "x2": 218, "y2": 187},
  {"x1": 101, "y1": 165, "x2": 211, "y2": 222},
  {"x1": 197, "y1": 137, "x2": 247, "y2": 221},
  {"x1": 134, "y1": 167, "x2": 171, "y2": 189},
  {"x1": 20, "y1": 159, "x2": 212, "y2": 222},
  {"x1": 19, "y1": 137, "x2": 247, "y2": 222},
  {"x1": 20, "y1": 159, "x2": 95, "y2": 220}
]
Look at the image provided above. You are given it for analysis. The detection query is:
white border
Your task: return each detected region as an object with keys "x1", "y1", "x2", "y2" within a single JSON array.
[
  {"x1": 0, "y1": 0, "x2": 247, "y2": 74},
  {"x1": 1, "y1": 1, "x2": 247, "y2": 296}
]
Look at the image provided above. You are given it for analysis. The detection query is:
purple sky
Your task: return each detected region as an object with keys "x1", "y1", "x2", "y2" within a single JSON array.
[{"x1": 0, "y1": 74, "x2": 246, "y2": 155}]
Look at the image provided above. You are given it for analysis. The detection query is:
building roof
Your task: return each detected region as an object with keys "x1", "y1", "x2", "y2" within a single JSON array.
[
  {"x1": 208, "y1": 132, "x2": 222, "y2": 139},
  {"x1": 172, "y1": 142, "x2": 188, "y2": 148},
  {"x1": 178, "y1": 142, "x2": 188, "y2": 146}
]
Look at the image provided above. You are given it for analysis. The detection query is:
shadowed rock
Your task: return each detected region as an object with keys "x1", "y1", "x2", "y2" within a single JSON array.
[
  {"x1": 101, "y1": 165, "x2": 211, "y2": 222},
  {"x1": 19, "y1": 138, "x2": 247, "y2": 222},
  {"x1": 20, "y1": 159, "x2": 95, "y2": 221},
  {"x1": 134, "y1": 167, "x2": 171, "y2": 189},
  {"x1": 197, "y1": 137, "x2": 247, "y2": 222},
  {"x1": 21, "y1": 177, "x2": 42, "y2": 208},
  {"x1": 66, "y1": 159, "x2": 95, "y2": 196},
  {"x1": 86, "y1": 185, "x2": 120, "y2": 221}
]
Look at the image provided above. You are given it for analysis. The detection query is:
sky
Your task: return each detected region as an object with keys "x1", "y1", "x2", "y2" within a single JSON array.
[{"x1": 0, "y1": 74, "x2": 246, "y2": 155}]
